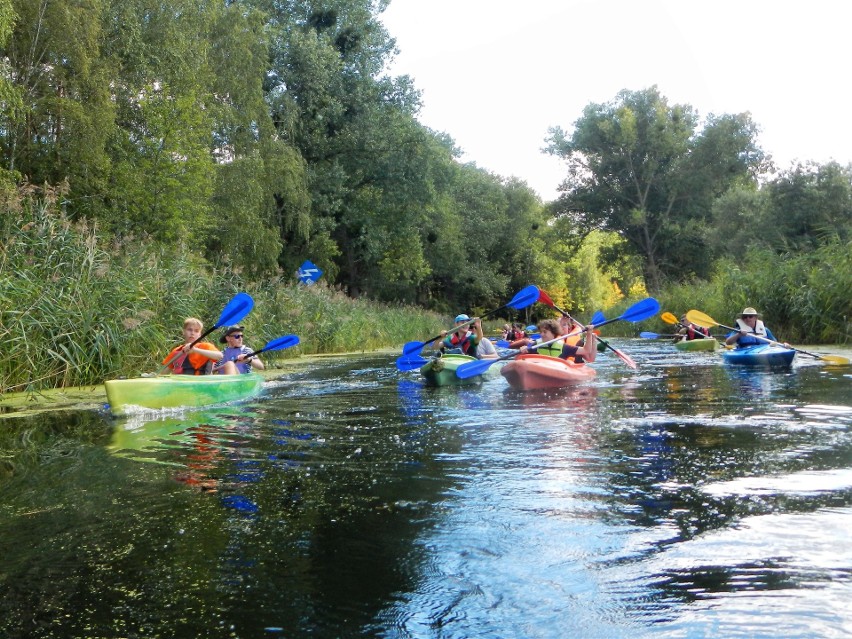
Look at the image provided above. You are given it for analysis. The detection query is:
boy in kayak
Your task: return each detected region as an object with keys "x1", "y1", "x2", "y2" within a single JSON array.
[
  {"x1": 217, "y1": 325, "x2": 265, "y2": 373},
  {"x1": 163, "y1": 318, "x2": 237, "y2": 375},
  {"x1": 433, "y1": 314, "x2": 481, "y2": 356},
  {"x1": 725, "y1": 307, "x2": 787, "y2": 348}
]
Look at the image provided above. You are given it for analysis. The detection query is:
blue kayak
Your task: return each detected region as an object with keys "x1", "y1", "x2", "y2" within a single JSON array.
[{"x1": 721, "y1": 344, "x2": 796, "y2": 367}]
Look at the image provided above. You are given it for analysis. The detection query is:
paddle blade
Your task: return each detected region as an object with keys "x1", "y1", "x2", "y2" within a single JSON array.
[
  {"x1": 661, "y1": 312, "x2": 679, "y2": 325},
  {"x1": 620, "y1": 297, "x2": 661, "y2": 323},
  {"x1": 685, "y1": 309, "x2": 718, "y2": 329},
  {"x1": 396, "y1": 354, "x2": 428, "y2": 371},
  {"x1": 402, "y1": 340, "x2": 426, "y2": 356},
  {"x1": 611, "y1": 347, "x2": 638, "y2": 369},
  {"x1": 455, "y1": 358, "x2": 499, "y2": 379},
  {"x1": 639, "y1": 331, "x2": 662, "y2": 339},
  {"x1": 217, "y1": 292, "x2": 254, "y2": 328},
  {"x1": 258, "y1": 334, "x2": 300, "y2": 353},
  {"x1": 820, "y1": 354, "x2": 851, "y2": 365},
  {"x1": 537, "y1": 289, "x2": 556, "y2": 307},
  {"x1": 591, "y1": 311, "x2": 606, "y2": 324},
  {"x1": 507, "y1": 285, "x2": 541, "y2": 310}
]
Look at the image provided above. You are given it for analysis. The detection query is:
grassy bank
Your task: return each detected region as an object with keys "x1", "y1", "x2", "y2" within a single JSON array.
[{"x1": 0, "y1": 192, "x2": 444, "y2": 393}]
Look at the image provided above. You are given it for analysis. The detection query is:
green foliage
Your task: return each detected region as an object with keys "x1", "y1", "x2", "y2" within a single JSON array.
[
  {"x1": 658, "y1": 240, "x2": 852, "y2": 344},
  {"x1": 546, "y1": 86, "x2": 767, "y2": 290},
  {"x1": 762, "y1": 162, "x2": 852, "y2": 251},
  {"x1": 0, "y1": 192, "x2": 444, "y2": 392}
]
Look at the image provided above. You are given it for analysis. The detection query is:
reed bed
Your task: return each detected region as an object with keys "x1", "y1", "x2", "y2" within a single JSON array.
[
  {"x1": 0, "y1": 191, "x2": 444, "y2": 393},
  {"x1": 653, "y1": 242, "x2": 852, "y2": 344}
]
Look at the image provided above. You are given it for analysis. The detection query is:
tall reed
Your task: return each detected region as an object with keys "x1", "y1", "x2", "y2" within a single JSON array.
[{"x1": 0, "y1": 188, "x2": 445, "y2": 392}]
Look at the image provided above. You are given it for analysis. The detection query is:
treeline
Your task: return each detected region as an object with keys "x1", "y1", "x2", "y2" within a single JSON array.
[
  {"x1": 0, "y1": 0, "x2": 556, "y2": 313},
  {"x1": 1, "y1": 0, "x2": 850, "y2": 352}
]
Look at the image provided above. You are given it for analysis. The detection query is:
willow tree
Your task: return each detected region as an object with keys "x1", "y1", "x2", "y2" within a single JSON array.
[{"x1": 546, "y1": 86, "x2": 768, "y2": 290}]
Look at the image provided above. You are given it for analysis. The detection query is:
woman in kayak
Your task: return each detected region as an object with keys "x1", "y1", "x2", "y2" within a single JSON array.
[
  {"x1": 217, "y1": 325, "x2": 265, "y2": 373},
  {"x1": 517, "y1": 319, "x2": 598, "y2": 363},
  {"x1": 725, "y1": 307, "x2": 787, "y2": 348},
  {"x1": 163, "y1": 317, "x2": 237, "y2": 375}
]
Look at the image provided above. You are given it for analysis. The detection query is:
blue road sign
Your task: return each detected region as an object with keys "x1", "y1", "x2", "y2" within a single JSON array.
[{"x1": 297, "y1": 260, "x2": 323, "y2": 286}]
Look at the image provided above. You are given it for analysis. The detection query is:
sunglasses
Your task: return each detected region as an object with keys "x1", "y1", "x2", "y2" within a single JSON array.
[{"x1": 229, "y1": 334, "x2": 244, "y2": 339}]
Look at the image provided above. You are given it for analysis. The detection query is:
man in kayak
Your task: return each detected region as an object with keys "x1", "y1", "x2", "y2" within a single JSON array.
[
  {"x1": 433, "y1": 313, "x2": 481, "y2": 356},
  {"x1": 725, "y1": 307, "x2": 787, "y2": 348},
  {"x1": 163, "y1": 317, "x2": 237, "y2": 375},
  {"x1": 516, "y1": 319, "x2": 598, "y2": 363},
  {"x1": 676, "y1": 314, "x2": 711, "y2": 341},
  {"x1": 217, "y1": 325, "x2": 266, "y2": 373}
]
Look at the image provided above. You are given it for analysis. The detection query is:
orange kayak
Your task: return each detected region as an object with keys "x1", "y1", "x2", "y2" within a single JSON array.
[{"x1": 501, "y1": 354, "x2": 596, "y2": 390}]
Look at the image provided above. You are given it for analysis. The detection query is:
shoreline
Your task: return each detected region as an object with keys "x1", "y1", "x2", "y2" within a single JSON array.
[{"x1": 0, "y1": 350, "x2": 398, "y2": 420}]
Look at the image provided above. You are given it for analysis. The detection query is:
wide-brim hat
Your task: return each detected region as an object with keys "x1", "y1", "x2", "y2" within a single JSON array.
[
  {"x1": 739, "y1": 307, "x2": 759, "y2": 317},
  {"x1": 220, "y1": 325, "x2": 245, "y2": 343}
]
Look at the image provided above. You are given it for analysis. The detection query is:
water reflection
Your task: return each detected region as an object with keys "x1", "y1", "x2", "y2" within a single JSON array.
[{"x1": 1, "y1": 348, "x2": 851, "y2": 638}]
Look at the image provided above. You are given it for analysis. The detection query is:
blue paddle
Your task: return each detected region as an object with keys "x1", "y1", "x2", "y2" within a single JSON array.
[
  {"x1": 158, "y1": 292, "x2": 255, "y2": 374},
  {"x1": 455, "y1": 297, "x2": 660, "y2": 379},
  {"x1": 399, "y1": 285, "x2": 540, "y2": 359},
  {"x1": 213, "y1": 334, "x2": 300, "y2": 371}
]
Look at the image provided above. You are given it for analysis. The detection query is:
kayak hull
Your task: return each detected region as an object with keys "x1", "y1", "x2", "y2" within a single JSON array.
[
  {"x1": 501, "y1": 354, "x2": 596, "y2": 391},
  {"x1": 420, "y1": 354, "x2": 499, "y2": 386},
  {"x1": 674, "y1": 338, "x2": 718, "y2": 352},
  {"x1": 721, "y1": 345, "x2": 796, "y2": 367},
  {"x1": 104, "y1": 373, "x2": 264, "y2": 416}
]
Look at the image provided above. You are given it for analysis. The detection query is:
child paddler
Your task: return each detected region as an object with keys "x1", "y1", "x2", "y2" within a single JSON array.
[{"x1": 163, "y1": 317, "x2": 238, "y2": 375}]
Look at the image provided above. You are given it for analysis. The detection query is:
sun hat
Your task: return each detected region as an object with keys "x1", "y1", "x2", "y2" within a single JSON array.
[
  {"x1": 454, "y1": 314, "x2": 470, "y2": 323},
  {"x1": 220, "y1": 325, "x2": 245, "y2": 343},
  {"x1": 739, "y1": 307, "x2": 759, "y2": 317}
]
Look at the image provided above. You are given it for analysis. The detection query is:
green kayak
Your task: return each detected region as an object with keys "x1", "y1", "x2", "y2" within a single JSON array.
[
  {"x1": 104, "y1": 373, "x2": 264, "y2": 416},
  {"x1": 420, "y1": 353, "x2": 500, "y2": 386},
  {"x1": 674, "y1": 338, "x2": 718, "y2": 352}
]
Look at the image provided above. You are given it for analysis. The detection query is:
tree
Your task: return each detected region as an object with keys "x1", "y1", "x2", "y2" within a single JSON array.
[
  {"x1": 762, "y1": 161, "x2": 852, "y2": 251},
  {"x1": 546, "y1": 86, "x2": 767, "y2": 290}
]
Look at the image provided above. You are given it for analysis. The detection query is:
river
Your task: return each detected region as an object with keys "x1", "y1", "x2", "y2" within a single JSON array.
[{"x1": 1, "y1": 340, "x2": 851, "y2": 638}]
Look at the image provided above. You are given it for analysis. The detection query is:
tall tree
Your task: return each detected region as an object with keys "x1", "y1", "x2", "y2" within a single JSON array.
[
  {"x1": 762, "y1": 161, "x2": 852, "y2": 251},
  {"x1": 546, "y1": 86, "x2": 768, "y2": 290}
]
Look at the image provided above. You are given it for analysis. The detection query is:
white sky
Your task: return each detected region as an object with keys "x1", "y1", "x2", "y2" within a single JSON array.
[{"x1": 380, "y1": 0, "x2": 852, "y2": 201}]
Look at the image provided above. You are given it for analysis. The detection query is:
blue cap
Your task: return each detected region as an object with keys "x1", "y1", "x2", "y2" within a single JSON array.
[
  {"x1": 526, "y1": 325, "x2": 537, "y2": 332},
  {"x1": 454, "y1": 314, "x2": 470, "y2": 323}
]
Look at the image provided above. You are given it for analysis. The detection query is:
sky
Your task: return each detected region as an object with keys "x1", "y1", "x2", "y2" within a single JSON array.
[{"x1": 379, "y1": 0, "x2": 852, "y2": 201}]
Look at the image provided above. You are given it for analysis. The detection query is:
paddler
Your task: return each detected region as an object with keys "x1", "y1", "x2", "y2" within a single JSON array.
[
  {"x1": 163, "y1": 317, "x2": 238, "y2": 375},
  {"x1": 516, "y1": 318, "x2": 598, "y2": 363}
]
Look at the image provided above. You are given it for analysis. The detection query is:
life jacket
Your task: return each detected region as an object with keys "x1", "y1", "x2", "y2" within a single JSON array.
[
  {"x1": 165, "y1": 343, "x2": 216, "y2": 375},
  {"x1": 734, "y1": 318, "x2": 768, "y2": 346},
  {"x1": 685, "y1": 323, "x2": 710, "y2": 340},
  {"x1": 533, "y1": 340, "x2": 564, "y2": 357},
  {"x1": 444, "y1": 331, "x2": 475, "y2": 355}
]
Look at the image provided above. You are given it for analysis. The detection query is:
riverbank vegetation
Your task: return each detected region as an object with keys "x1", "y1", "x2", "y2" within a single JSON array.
[{"x1": 1, "y1": 0, "x2": 850, "y2": 392}]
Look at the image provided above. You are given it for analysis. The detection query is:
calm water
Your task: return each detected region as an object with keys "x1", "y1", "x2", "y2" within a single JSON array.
[{"x1": 1, "y1": 340, "x2": 851, "y2": 638}]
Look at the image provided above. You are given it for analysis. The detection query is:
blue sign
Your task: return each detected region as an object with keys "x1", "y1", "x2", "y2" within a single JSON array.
[{"x1": 297, "y1": 260, "x2": 323, "y2": 286}]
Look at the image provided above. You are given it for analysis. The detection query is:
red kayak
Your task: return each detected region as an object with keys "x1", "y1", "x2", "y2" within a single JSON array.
[{"x1": 501, "y1": 354, "x2": 596, "y2": 390}]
